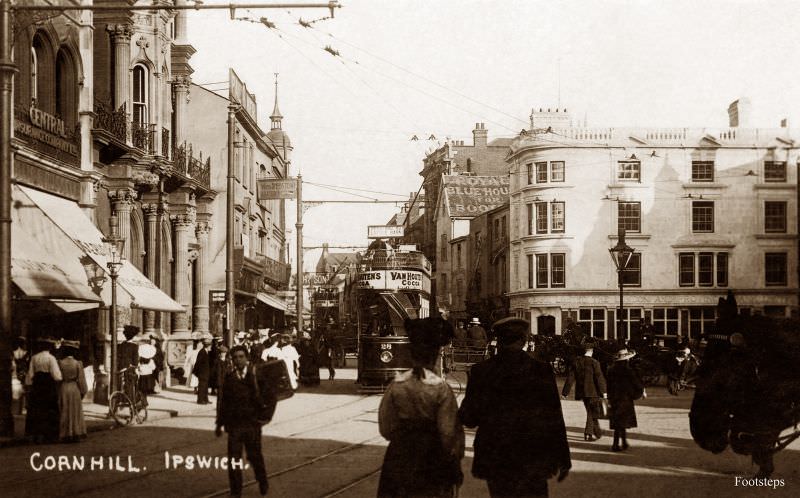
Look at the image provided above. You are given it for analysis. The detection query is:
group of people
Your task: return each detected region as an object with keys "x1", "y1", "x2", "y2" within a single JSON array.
[
  {"x1": 13, "y1": 337, "x2": 88, "y2": 444},
  {"x1": 452, "y1": 317, "x2": 489, "y2": 348}
]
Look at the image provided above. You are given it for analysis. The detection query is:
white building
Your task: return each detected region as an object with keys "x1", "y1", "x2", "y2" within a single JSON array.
[{"x1": 507, "y1": 103, "x2": 799, "y2": 342}]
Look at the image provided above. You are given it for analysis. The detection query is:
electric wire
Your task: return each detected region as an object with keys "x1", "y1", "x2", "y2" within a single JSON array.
[{"x1": 303, "y1": 181, "x2": 409, "y2": 197}]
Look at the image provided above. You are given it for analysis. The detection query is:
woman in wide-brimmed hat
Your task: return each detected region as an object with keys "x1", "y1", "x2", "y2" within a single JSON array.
[
  {"x1": 377, "y1": 316, "x2": 464, "y2": 498},
  {"x1": 57, "y1": 340, "x2": 87, "y2": 442},
  {"x1": 607, "y1": 348, "x2": 645, "y2": 451}
]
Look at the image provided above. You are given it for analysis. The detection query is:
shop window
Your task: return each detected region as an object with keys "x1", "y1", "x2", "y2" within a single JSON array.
[
  {"x1": 653, "y1": 308, "x2": 679, "y2": 335},
  {"x1": 578, "y1": 308, "x2": 606, "y2": 339},
  {"x1": 687, "y1": 307, "x2": 715, "y2": 338},
  {"x1": 618, "y1": 308, "x2": 642, "y2": 340}
]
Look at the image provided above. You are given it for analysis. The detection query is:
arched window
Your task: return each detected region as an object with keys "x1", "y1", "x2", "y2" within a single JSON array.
[
  {"x1": 30, "y1": 46, "x2": 38, "y2": 104},
  {"x1": 132, "y1": 65, "x2": 148, "y2": 124},
  {"x1": 55, "y1": 48, "x2": 78, "y2": 126}
]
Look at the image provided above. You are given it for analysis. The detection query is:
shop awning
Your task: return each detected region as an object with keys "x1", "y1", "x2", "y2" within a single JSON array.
[
  {"x1": 11, "y1": 217, "x2": 101, "y2": 304},
  {"x1": 256, "y1": 292, "x2": 287, "y2": 312},
  {"x1": 16, "y1": 185, "x2": 184, "y2": 313}
]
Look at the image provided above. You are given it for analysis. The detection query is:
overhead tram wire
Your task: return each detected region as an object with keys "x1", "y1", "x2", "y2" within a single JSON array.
[{"x1": 303, "y1": 181, "x2": 409, "y2": 198}]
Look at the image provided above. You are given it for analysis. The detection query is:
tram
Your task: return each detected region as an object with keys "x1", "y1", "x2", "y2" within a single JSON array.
[{"x1": 354, "y1": 240, "x2": 432, "y2": 391}]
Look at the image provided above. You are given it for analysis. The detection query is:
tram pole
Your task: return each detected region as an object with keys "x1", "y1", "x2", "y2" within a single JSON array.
[{"x1": 296, "y1": 174, "x2": 304, "y2": 333}]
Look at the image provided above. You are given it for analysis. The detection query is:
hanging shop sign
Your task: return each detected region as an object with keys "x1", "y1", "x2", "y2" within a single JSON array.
[
  {"x1": 257, "y1": 178, "x2": 297, "y2": 200},
  {"x1": 367, "y1": 225, "x2": 404, "y2": 239},
  {"x1": 14, "y1": 105, "x2": 79, "y2": 166}
]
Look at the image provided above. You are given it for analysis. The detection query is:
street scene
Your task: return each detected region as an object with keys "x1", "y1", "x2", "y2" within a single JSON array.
[{"x1": 2, "y1": 0, "x2": 800, "y2": 497}]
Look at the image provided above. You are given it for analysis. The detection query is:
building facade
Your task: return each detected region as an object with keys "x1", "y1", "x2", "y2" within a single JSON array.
[
  {"x1": 185, "y1": 71, "x2": 291, "y2": 336},
  {"x1": 507, "y1": 102, "x2": 799, "y2": 342},
  {"x1": 466, "y1": 203, "x2": 510, "y2": 327}
]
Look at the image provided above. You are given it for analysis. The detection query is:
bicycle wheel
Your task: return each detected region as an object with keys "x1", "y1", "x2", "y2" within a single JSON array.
[
  {"x1": 134, "y1": 391, "x2": 148, "y2": 423},
  {"x1": 109, "y1": 392, "x2": 133, "y2": 426}
]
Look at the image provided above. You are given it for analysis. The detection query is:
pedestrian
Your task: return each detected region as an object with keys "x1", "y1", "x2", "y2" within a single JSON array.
[
  {"x1": 562, "y1": 337, "x2": 607, "y2": 442},
  {"x1": 297, "y1": 332, "x2": 320, "y2": 386},
  {"x1": 57, "y1": 340, "x2": 87, "y2": 443},
  {"x1": 467, "y1": 317, "x2": 488, "y2": 348},
  {"x1": 12, "y1": 337, "x2": 29, "y2": 415},
  {"x1": 459, "y1": 317, "x2": 570, "y2": 498},
  {"x1": 118, "y1": 326, "x2": 141, "y2": 401},
  {"x1": 279, "y1": 334, "x2": 300, "y2": 391},
  {"x1": 377, "y1": 316, "x2": 464, "y2": 498},
  {"x1": 209, "y1": 336, "x2": 222, "y2": 395},
  {"x1": 607, "y1": 348, "x2": 644, "y2": 452},
  {"x1": 215, "y1": 345, "x2": 271, "y2": 497},
  {"x1": 195, "y1": 337, "x2": 212, "y2": 404},
  {"x1": 453, "y1": 323, "x2": 468, "y2": 345},
  {"x1": 25, "y1": 337, "x2": 62, "y2": 444},
  {"x1": 318, "y1": 332, "x2": 336, "y2": 380},
  {"x1": 184, "y1": 338, "x2": 200, "y2": 391},
  {"x1": 152, "y1": 336, "x2": 165, "y2": 393}
]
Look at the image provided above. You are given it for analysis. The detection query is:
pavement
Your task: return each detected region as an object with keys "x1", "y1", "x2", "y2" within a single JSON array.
[{"x1": 0, "y1": 385, "x2": 215, "y2": 448}]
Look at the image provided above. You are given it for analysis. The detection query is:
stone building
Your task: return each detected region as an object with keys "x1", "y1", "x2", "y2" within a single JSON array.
[
  {"x1": 10, "y1": 2, "x2": 215, "y2": 378},
  {"x1": 466, "y1": 203, "x2": 510, "y2": 327},
  {"x1": 507, "y1": 103, "x2": 799, "y2": 342}
]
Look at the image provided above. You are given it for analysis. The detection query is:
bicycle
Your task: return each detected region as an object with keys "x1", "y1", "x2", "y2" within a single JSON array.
[{"x1": 109, "y1": 366, "x2": 148, "y2": 426}]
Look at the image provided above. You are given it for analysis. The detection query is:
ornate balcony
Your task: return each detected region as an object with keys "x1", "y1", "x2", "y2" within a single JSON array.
[
  {"x1": 173, "y1": 142, "x2": 211, "y2": 189},
  {"x1": 161, "y1": 127, "x2": 170, "y2": 159},
  {"x1": 93, "y1": 100, "x2": 127, "y2": 144},
  {"x1": 130, "y1": 121, "x2": 156, "y2": 154}
]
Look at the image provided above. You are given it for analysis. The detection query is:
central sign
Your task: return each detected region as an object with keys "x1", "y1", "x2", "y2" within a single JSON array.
[
  {"x1": 357, "y1": 270, "x2": 431, "y2": 293},
  {"x1": 367, "y1": 225, "x2": 404, "y2": 239},
  {"x1": 257, "y1": 178, "x2": 297, "y2": 200}
]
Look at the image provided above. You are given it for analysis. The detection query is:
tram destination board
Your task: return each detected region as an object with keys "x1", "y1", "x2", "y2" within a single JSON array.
[{"x1": 357, "y1": 269, "x2": 431, "y2": 293}]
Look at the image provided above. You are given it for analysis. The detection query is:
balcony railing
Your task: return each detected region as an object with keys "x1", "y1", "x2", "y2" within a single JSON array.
[
  {"x1": 173, "y1": 142, "x2": 211, "y2": 189},
  {"x1": 131, "y1": 121, "x2": 156, "y2": 154},
  {"x1": 162, "y1": 127, "x2": 170, "y2": 159},
  {"x1": 93, "y1": 100, "x2": 127, "y2": 143}
]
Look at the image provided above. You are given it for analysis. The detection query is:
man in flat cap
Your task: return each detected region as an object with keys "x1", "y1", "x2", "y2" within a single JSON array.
[{"x1": 459, "y1": 317, "x2": 571, "y2": 497}]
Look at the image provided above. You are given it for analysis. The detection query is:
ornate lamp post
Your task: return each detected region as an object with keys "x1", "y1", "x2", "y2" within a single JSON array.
[
  {"x1": 103, "y1": 215, "x2": 125, "y2": 395},
  {"x1": 609, "y1": 228, "x2": 635, "y2": 342}
]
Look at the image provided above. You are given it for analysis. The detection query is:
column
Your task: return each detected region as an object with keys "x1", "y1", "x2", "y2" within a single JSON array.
[
  {"x1": 109, "y1": 188, "x2": 136, "y2": 260},
  {"x1": 170, "y1": 212, "x2": 194, "y2": 334},
  {"x1": 172, "y1": 75, "x2": 190, "y2": 148},
  {"x1": 107, "y1": 24, "x2": 133, "y2": 112},
  {"x1": 142, "y1": 203, "x2": 159, "y2": 334},
  {"x1": 174, "y1": 0, "x2": 189, "y2": 44},
  {"x1": 193, "y1": 221, "x2": 210, "y2": 334}
]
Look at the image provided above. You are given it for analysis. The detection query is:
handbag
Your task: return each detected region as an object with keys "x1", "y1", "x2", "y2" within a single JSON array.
[{"x1": 595, "y1": 398, "x2": 610, "y2": 420}]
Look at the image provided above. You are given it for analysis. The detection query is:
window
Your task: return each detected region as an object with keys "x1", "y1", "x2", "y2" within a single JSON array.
[
  {"x1": 535, "y1": 202, "x2": 548, "y2": 234},
  {"x1": 765, "y1": 253, "x2": 787, "y2": 286},
  {"x1": 578, "y1": 308, "x2": 605, "y2": 339},
  {"x1": 527, "y1": 254, "x2": 534, "y2": 288},
  {"x1": 679, "y1": 253, "x2": 695, "y2": 286},
  {"x1": 493, "y1": 219, "x2": 500, "y2": 241},
  {"x1": 30, "y1": 46, "x2": 38, "y2": 104},
  {"x1": 551, "y1": 253, "x2": 565, "y2": 288},
  {"x1": 535, "y1": 162, "x2": 548, "y2": 183},
  {"x1": 550, "y1": 161, "x2": 565, "y2": 182},
  {"x1": 55, "y1": 48, "x2": 77, "y2": 125},
  {"x1": 440, "y1": 273, "x2": 448, "y2": 297},
  {"x1": 440, "y1": 234, "x2": 447, "y2": 261},
  {"x1": 691, "y1": 161, "x2": 714, "y2": 182},
  {"x1": 622, "y1": 253, "x2": 641, "y2": 286},
  {"x1": 678, "y1": 252, "x2": 728, "y2": 287},
  {"x1": 535, "y1": 254, "x2": 548, "y2": 288},
  {"x1": 619, "y1": 308, "x2": 642, "y2": 340},
  {"x1": 764, "y1": 306, "x2": 786, "y2": 318},
  {"x1": 526, "y1": 163, "x2": 533, "y2": 185},
  {"x1": 698, "y1": 252, "x2": 714, "y2": 286},
  {"x1": 617, "y1": 161, "x2": 641, "y2": 182},
  {"x1": 132, "y1": 65, "x2": 148, "y2": 124},
  {"x1": 653, "y1": 308, "x2": 679, "y2": 335},
  {"x1": 688, "y1": 307, "x2": 715, "y2": 339},
  {"x1": 501, "y1": 216, "x2": 507, "y2": 240},
  {"x1": 764, "y1": 161, "x2": 787, "y2": 182},
  {"x1": 526, "y1": 204, "x2": 533, "y2": 235},
  {"x1": 716, "y1": 253, "x2": 728, "y2": 287},
  {"x1": 550, "y1": 202, "x2": 565, "y2": 233},
  {"x1": 456, "y1": 243, "x2": 462, "y2": 269},
  {"x1": 765, "y1": 201, "x2": 787, "y2": 233},
  {"x1": 618, "y1": 202, "x2": 641, "y2": 233},
  {"x1": 692, "y1": 201, "x2": 714, "y2": 233}
]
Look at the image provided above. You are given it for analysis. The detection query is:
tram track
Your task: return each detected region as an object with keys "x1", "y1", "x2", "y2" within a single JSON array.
[{"x1": 0, "y1": 394, "x2": 379, "y2": 495}]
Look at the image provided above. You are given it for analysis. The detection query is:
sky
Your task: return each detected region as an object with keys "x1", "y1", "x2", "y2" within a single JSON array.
[{"x1": 186, "y1": 0, "x2": 800, "y2": 270}]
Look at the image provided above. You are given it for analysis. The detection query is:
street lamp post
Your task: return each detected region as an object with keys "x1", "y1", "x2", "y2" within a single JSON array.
[
  {"x1": 609, "y1": 228, "x2": 635, "y2": 343},
  {"x1": 103, "y1": 215, "x2": 125, "y2": 396}
]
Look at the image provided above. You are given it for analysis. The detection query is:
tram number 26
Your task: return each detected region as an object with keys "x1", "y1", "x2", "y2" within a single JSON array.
[{"x1": 380, "y1": 343, "x2": 392, "y2": 350}]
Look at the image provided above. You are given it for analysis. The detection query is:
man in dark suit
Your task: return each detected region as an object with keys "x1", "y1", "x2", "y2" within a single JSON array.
[
  {"x1": 459, "y1": 317, "x2": 571, "y2": 497},
  {"x1": 562, "y1": 337, "x2": 607, "y2": 441},
  {"x1": 194, "y1": 337, "x2": 212, "y2": 404},
  {"x1": 216, "y1": 345, "x2": 271, "y2": 497}
]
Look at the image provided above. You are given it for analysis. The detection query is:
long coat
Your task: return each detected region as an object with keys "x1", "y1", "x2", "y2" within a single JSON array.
[
  {"x1": 194, "y1": 348, "x2": 210, "y2": 382},
  {"x1": 562, "y1": 355, "x2": 607, "y2": 400},
  {"x1": 607, "y1": 361, "x2": 643, "y2": 429},
  {"x1": 459, "y1": 349, "x2": 571, "y2": 482}
]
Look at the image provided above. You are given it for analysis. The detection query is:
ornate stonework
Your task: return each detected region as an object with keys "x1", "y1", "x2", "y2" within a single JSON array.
[
  {"x1": 108, "y1": 188, "x2": 137, "y2": 205},
  {"x1": 107, "y1": 24, "x2": 134, "y2": 43}
]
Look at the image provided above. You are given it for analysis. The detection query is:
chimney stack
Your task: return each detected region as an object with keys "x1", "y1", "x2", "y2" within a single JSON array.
[
  {"x1": 472, "y1": 123, "x2": 488, "y2": 147},
  {"x1": 727, "y1": 98, "x2": 752, "y2": 127}
]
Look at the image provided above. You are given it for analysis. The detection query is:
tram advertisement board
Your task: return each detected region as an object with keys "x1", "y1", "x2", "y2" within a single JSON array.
[{"x1": 357, "y1": 270, "x2": 431, "y2": 293}]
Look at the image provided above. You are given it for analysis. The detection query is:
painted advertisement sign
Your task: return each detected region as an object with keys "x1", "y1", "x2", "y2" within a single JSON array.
[{"x1": 357, "y1": 270, "x2": 431, "y2": 294}]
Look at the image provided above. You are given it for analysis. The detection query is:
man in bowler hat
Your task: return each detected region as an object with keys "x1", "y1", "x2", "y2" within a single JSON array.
[{"x1": 459, "y1": 317, "x2": 571, "y2": 497}]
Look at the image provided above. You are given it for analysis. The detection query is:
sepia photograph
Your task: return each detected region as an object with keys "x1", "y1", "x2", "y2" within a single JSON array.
[{"x1": 0, "y1": 0, "x2": 799, "y2": 496}]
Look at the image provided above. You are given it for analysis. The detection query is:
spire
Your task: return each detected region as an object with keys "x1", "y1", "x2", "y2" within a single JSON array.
[{"x1": 270, "y1": 72, "x2": 282, "y2": 130}]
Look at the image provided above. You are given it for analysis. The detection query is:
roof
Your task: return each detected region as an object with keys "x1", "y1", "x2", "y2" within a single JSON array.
[
  {"x1": 316, "y1": 251, "x2": 360, "y2": 274},
  {"x1": 441, "y1": 175, "x2": 510, "y2": 219},
  {"x1": 488, "y1": 137, "x2": 514, "y2": 147}
]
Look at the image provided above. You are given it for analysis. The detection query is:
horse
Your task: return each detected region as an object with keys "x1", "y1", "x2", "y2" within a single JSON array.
[{"x1": 689, "y1": 315, "x2": 800, "y2": 478}]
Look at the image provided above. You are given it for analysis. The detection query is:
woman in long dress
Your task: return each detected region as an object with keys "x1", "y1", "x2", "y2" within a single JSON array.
[
  {"x1": 57, "y1": 340, "x2": 87, "y2": 443},
  {"x1": 378, "y1": 317, "x2": 464, "y2": 498},
  {"x1": 297, "y1": 332, "x2": 320, "y2": 386},
  {"x1": 607, "y1": 348, "x2": 645, "y2": 452},
  {"x1": 25, "y1": 338, "x2": 62, "y2": 443}
]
